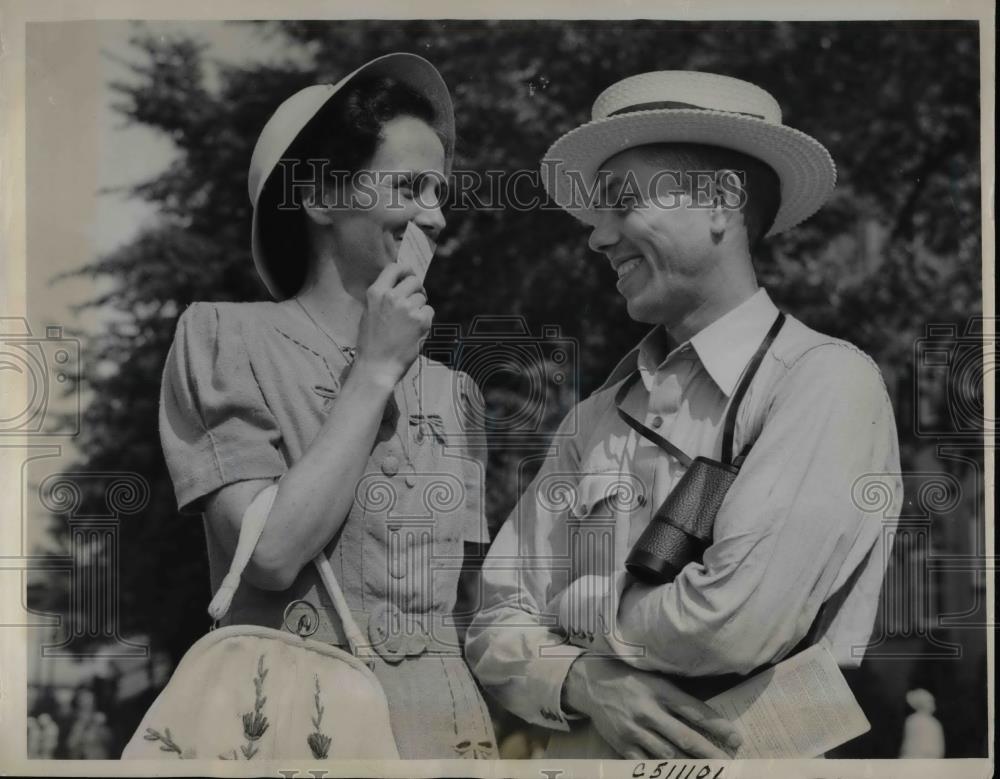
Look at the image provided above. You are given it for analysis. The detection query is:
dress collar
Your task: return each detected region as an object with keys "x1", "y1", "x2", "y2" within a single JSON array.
[{"x1": 597, "y1": 289, "x2": 780, "y2": 397}]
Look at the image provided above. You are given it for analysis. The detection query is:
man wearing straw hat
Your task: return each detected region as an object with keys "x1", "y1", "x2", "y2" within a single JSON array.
[{"x1": 466, "y1": 71, "x2": 902, "y2": 758}]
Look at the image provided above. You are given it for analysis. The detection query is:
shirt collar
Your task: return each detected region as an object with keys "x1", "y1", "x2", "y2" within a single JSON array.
[
  {"x1": 689, "y1": 289, "x2": 779, "y2": 396},
  {"x1": 596, "y1": 289, "x2": 779, "y2": 397}
]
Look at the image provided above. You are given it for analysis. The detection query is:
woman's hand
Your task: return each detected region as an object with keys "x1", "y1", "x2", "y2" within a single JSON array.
[
  {"x1": 355, "y1": 264, "x2": 433, "y2": 388},
  {"x1": 563, "y1": 655, "x2": 741, "y2": 759}
]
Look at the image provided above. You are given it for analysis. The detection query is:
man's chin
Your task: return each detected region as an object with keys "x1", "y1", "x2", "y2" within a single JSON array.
[{"x1": 624, "y1": 295, "x2": 661, "y2": 325}]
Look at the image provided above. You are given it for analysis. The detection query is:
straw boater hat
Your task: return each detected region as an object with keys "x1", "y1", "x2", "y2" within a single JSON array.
[
  {"x1": 542, "y1": 71, "x2": 836, "y2": 237},
  {"x1": 248, "y1": 53, "x2": 455, "y2": 300}
]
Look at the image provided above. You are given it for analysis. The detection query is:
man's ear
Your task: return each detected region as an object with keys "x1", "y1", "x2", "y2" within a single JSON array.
[
  {"x1": 716, "y1": 169, "x2": 746, "y2": 209},
  {"x1": 709, "y1": 169, "x2": 748, "y2": 242},
  {"x1": 709, "y1": 196, "x2": 727, "y2": 244}
]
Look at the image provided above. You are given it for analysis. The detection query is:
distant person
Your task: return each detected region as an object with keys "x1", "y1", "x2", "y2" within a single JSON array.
[
  {"x1": 50, "y1": 691, "x2": 74, "y2": 758},
  {"x1": 26, "y1": 715, "x2": 41, "y2": 758},
  {"x1": 35, "y1": 712, "x2": 60, "y2": 759},
  {"x1": 900, "y1": 688, "x2": 945, "y2": 758},
  {"x1": 467, "y1": 70, "x2": 903, "y2": 758},
  {"x1": 65, "y1": 687, "x2": 113, "y2": 759}
]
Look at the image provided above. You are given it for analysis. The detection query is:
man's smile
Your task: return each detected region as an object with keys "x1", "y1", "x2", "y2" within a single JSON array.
[{"x1": 615, "y1": 257, "x2": 643, "y2": 280}]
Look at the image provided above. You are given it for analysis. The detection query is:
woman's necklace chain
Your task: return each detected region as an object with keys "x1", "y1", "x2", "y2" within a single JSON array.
[
  {"x1": 293, "y1": 296, "x2": 422, "y2": 481},
  {"x1": 293, "y1": 298, "x2": 357, "y2": 366}
]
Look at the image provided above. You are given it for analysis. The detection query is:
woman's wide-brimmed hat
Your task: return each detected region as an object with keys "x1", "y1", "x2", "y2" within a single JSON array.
[
  {"x1": 248, "y1": 53, "x2": 454, "y2": 299},
  {"x1": 541, "y1": 71, "x2": 836, "y2": 237}
]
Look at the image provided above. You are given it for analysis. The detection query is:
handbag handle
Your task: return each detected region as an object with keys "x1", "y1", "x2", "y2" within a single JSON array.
[
  {"x1": 207, "y1": 483, "x2": 370, "y2": 662},
  {"x1": 312, "y1": 554, "x2": 369, "y2": 661}
]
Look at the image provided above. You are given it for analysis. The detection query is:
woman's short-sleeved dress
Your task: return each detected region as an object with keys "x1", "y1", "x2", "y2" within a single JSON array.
[{"x1": 159, "y1": 300, "x2": 497, "y2": 760}]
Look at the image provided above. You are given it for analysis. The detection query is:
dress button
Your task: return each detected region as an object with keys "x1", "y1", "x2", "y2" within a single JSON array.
[
  {"x1": 381, "y1": 455, "x2": 400, "y2": 477},
  {"x1": 403, "y1": 629, "x2": 428, "y2": 657},
  {"x1": 368, "y1": 602, "x2": 406, "y2": 664},
  {"x1": 651, "y1": 416, "x2": 663, "y2": 428}
]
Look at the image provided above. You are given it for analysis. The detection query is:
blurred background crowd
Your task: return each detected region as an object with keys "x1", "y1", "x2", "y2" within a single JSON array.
[{"x1": 21, "y1": 18, "x2": 986, "y2": 759}]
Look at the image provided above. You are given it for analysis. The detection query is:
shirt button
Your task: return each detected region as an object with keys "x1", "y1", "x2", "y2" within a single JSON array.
[
  {"x1": 381, "y1": 455, "x2": 400, "y2": 477},
  {"x1": 651, "y1": 416, "x2": 663, "y2": 428}
]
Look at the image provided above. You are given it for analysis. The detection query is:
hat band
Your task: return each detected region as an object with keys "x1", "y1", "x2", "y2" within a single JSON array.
[{"x1": 607, "y1": 100, "x2": 765, "y2": 120}]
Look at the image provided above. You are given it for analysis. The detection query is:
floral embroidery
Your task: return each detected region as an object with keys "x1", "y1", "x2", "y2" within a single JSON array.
[
  {"x1": 237, "y1": 654, "x2": 270, "y2": 759},
  {"x1": 409, "y1": 413, "x2": 446, "y2": 444},
  {"x1": 454, "y1": 738, "x2": 495, "y2": 759},
  {"x1": 143, "y1": 727, "x2": 189, "y2": 757},
  {"x1": 306, "y1": 675, "x2": 332, "y2": 758}
]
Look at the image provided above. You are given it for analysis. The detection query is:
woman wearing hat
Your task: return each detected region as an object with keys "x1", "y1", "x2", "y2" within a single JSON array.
[{"x1": 158, "y1": 54, "x2": 496, "y2": 759}]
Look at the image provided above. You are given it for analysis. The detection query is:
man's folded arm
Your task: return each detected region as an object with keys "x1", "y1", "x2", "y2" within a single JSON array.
[
  {"x1": 465, "y1": 411, "x2": 587, "y2": 731},
  {"x1": 562, "y1": 345, "x2": 902, "y2": 675}
]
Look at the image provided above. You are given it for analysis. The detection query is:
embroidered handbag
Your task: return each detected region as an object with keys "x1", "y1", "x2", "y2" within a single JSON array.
[{"x1": 121, "y1": 486, "x2": 399, "y2": 760}]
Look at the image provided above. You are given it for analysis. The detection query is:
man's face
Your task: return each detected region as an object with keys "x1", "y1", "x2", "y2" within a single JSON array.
[{"x1": 588, "y1": 147, "x2": 721, "y2": 327}]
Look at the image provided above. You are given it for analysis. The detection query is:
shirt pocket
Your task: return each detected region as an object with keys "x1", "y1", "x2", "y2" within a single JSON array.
[{"x1": 567, "y1": 471, "x2": 645, "y2": 580}]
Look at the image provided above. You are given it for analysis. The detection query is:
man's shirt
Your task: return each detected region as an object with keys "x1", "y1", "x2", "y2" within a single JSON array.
[{"x1": 465, "y1": 289, "x2": 903, "y2": 736}]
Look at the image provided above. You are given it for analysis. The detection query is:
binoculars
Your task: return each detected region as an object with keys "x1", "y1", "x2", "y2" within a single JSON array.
[
  {"x1": 622, "y1": 311, "x2": 786, "y2": 586},
  {"x1": 625, "y1": 455, "x2": 739, "y2": 584}
]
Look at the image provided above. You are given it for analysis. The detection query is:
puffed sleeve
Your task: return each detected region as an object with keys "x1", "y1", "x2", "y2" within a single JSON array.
[{"x1": 159, "y1": 302, "x2": 287, "y2": 513}]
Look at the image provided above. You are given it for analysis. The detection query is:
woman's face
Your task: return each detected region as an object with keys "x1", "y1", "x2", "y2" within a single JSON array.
[{"x1": 322, "y1": 115, "x2": 446, "y2": 289}]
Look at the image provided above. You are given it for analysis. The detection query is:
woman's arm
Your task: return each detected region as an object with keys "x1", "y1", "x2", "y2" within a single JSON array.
[{"x1": 204, "y1": 264, "x2": 432, "y2": 591}]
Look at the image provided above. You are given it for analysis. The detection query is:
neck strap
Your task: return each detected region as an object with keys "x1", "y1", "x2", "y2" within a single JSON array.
[
  {"x1": 615, "y1": 373, "x2": 693, "y2": 469},
  {"x1": 721, "y1": 312, "x2": 786, "y2": 464},
  {"x1": 614, "y1": 311, "x2": 786, "y2": 467}
]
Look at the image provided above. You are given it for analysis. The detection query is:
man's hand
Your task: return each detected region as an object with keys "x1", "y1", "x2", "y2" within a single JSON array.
[{"x1": 563, "y1": 655, "x2": 741, "y2": 759}]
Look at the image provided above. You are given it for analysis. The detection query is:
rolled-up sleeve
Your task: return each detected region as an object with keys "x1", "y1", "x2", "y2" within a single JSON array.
[
  {"x1": 577, "y1": 344, "x2": 902, "y2": 675},
  {"x1": 465, "y1": 409, "x2": 588, "y2": 730}
]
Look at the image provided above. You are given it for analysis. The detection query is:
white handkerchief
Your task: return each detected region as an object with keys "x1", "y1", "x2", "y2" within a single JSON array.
[{"x1": 396, "y1": 221, "x2": 435, "y2": 283}]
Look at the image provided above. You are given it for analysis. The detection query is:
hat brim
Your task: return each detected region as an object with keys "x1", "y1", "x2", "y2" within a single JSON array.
[
  {"x1": 541, "y1": 109, "x2": 836, "y2": 237},
  {"x1": 251, "y1": 53, "x2": 455, "y2": 300}
]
